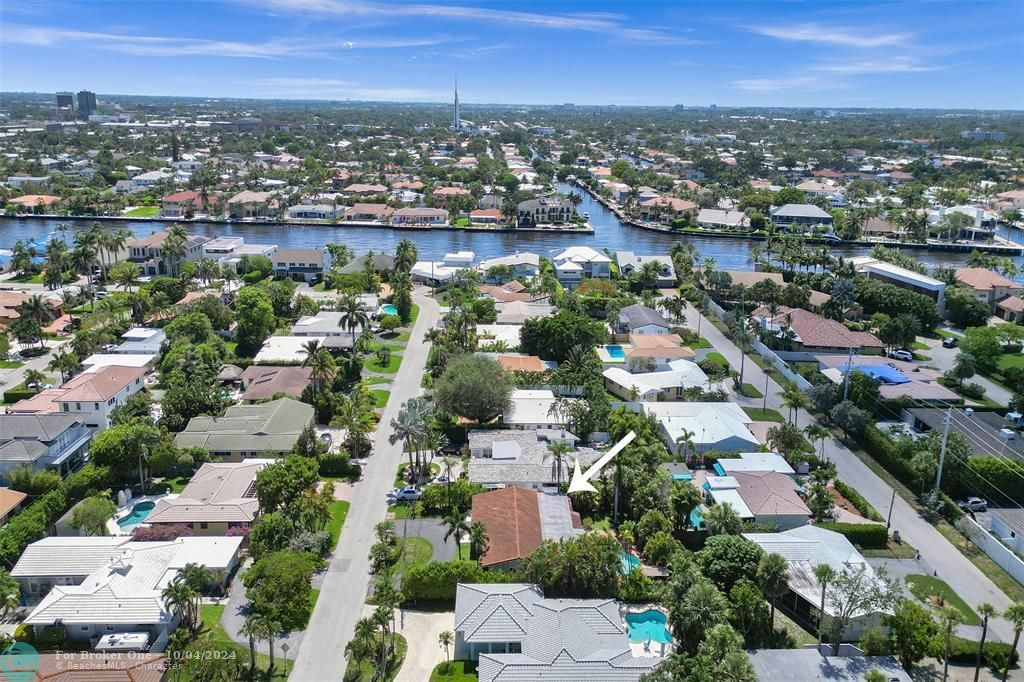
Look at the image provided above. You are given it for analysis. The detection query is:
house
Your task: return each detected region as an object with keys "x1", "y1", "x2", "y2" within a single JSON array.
[
  {"x1": 718, "y1": 270, "x2": 784, "y2": 288},
  {"x1": 431, "y1": 185, "x2": 471, "y2": 205},
  {"x1": 240, "y1": 365, "x2": 313, "y2": 402},
  {"x1": 285, "y1": 203, "x2": 342, "y2": 220},
  {"x1": 851, "y1": 256, "x2": 946, "y2": 312},
  {"x1": 114, "y1": 327, "x2": 166, "y2": 355},
  {"x1": 769, "y1": 204, "x2": 834, "y2": 229},
  {"x1": 342, "y1": 183, "x2": 387, "y2": 196},
  {"x1": 17, "y1": 536, "x2": 243, "y2": 648},
  {"x1": 390, "y1": 207, "x2": 448, "y2": 226},
  {"x1": 549, "y1": 246, "x2": 611, "y2": 289},
  {"x1": 613, "y1": 252, "x2": 676, "y2": 286},
  {"x1": 504, "y1": 390, "x2": 577, "y2": 430},
  {"x1": 996, "y1": 189, "x2": 1024, "y2": 210},
  {"x1": 955, "y1": 268, "x2": 1024, "y2": 310},
  {"x1": 161, "y1": 190, "x2": 207, "y2": 218},
  {"x1": 492, "y1": 354, "x2": 546, "y2": 373},
  {"x1": 495, "y1": 301, "x2": 553, "y2": 325},
  {"x1": 476, "y1": 324, "x2": 524, "y2": 349},
  {"x1": 453, "y1": 584, "x2": 660, "y2": 679},
  {"x1": 127, "y1": 231, "x2": 210, "y2": 277},
  {"x1": 0, "y1": 291, "x2": 63, "y2": 327},
  {"x1": 201, "y1": 237, "x2": 277, "y2": 270},
  {"x1": 0, "y1": 414, "x2": 91, "y2": 482},
  {"x1": 744, "y1": 526, "x2": 891, "y2": 641},
  {"x1": 272, "y1": 247, "x2": 330, "y2": 282},
  {"x1": 227, "y1": 190, "x2": 278, "y2": 219},
  {"x1": 130, "y1": 170, "x2": 172, "y2": 189},
  {"x1": 53, "y1": 365, "x2": 148, "y2": 432},
  {"x1": 623, "y1": 334, "x2": 696, "y2": 371},
  {"x1": 639, "y1": 402, "x2": 760, "y2": 456},
  {"x1": 517, "y1": 197, "x2": 573, "y2": 226},
  {"x1": 697, "y1": 208, "x2": 751, "y2": 230},
  {"x1": 637, "y1": 196, "x2": 697, "y2": 222},
  {"x1": 700, "y1": 471, "x2": 810, "y2": 529},
  {"x1": 863, "y1": 217, "x2": 899, "y2": 237},
  {"x1": 603, "y1": 360, "x2": 708, "y2": 401},
  {"x1": 172, "y1": 398, "x2": 314, "y2": 461},
  {"x1": 468, "y1": 429, "x2": 598, "y2": 489},
  {"x1": 253, "y1": 336, "x2": 328, "y2": 363},
  {"x1": 8, "y1": 194, "x2": 63, "y2": 212},
  {"x1": 478, "y1": 252, "x2": 541, "y2": 280},
  {"x1": 145, "y1": 460, "x2": 271, "y2": 534},
  {"x1": 410, "y1": 252, "x2": 476, "y2": 285},
  {"x1": 818, "y1": 357, "x2": 960, "y2": 404},
  {"x1": 748, "y1": 648, "x2": 910, "y2": 682},
  {"x1": 344, "y1": 203, "x2": 394, "y2": 222},
  {"x1": 0, "y1": 487, "x2": 26, "y2": 525},
  {"x1": 996, "y1": 296, "x2": 1024, "y2": 323},
  {"x1": 716, "y1": 452, "x2": 795, "y2": 476},
  {"x1": 81, "y1": 353, "x2": 156, "y2": 373},
  {"x1": 751, "y1": 306, "x2": 883, "y2": 354},
  {"x1": 292, "y1": 310, "x2": 366, "y2": 339},
  {"x1": 469, "y1": 208, "x2": 503, "y2": 225},
  {"x1": 471, "y1": 488, "x2": 583, "y2": 569},
  {"x1": 30, "y1": 652, "x2": 168, "y2": 682},
  {"x1": 617, "y1": 304, "x2": 671, "y2": 335}
]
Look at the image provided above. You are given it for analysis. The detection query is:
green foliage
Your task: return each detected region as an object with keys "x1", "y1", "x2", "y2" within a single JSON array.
[
  {"x1": 243, "y1": 550, "x2": 319, "y2": 631},
  {"x1": 696, "y1": 535, "x2": 764, "y2": 592},
  {"x1": 519, "y1": 533, "x2": 622, "y2": 598},
  {"x1": 960, "y1": 326, "x2": 1004, "y2": 374},
  {"x1": 519, "y1": 310, "x2": 608, "y2": 361},
  {"x1": 945, "y1": 286, "x2": 992, "y2": 329},
  {"x1": 234, "y1": 286, "x2": 277, "y2": 356},
  {"x1": 419, "y1": 479, "x2": 486, "y2": 516},
  {"x1": 833, "y1": 479, "x2": 883, "y2": 521},
  {"x1": 964, "y1": 457, "x2": 1024, "y2": 505},
  {"x1": 855, "y1": 276, "x2": 941, "y2": 331},
  {"x1": 433, "y1": 354, "x2": 513, "y2": 423},
  {"x1": 884, "y1": 598, "x2": 937, "y2": 668},
  {"x1": 89, "y1": 422, "x2": 165, "y2": 481},
  {"x1": 618, "y1": 567, "x2": 663, "y2": 603},
  {"x1": 255, "y1": 455, "x2": 319, "y2": 514},
  {"x1": 402, "y1": 560, "x2": 488, "y2": 602},
  {"x1": 816, "y1": 522, "x2": 888, "y2": 548},
  {"x1": 69, "y1": 495, "x2": 117, "y2": 536},
  {"x1": 7, "y1": 464, "x2": 61, "y2": 497}
]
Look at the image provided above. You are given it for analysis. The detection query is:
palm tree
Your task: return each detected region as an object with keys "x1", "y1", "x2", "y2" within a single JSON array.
[
  {"x1": 778, "y1": 385, "x2": 811, "y2": 426},
  {"x1": 442, "y1": 509, "x2": 471, "y2": 560},
  {"x1": 544, "y1": 438, "x2": 572, "y2": 486},
  {"x1": 804, "y1": 424, "x2": 831, "y2": 457},
  {"x1": 306, "y1": 347, "x2": 337, "y2": 394},
  {"x1": 162, "y1": 224, "x2": 188, "y2": 277},
  {"x1": 469, "y1": 521, "x2": 489, "y2": 561},
  {"x1": 333, "y1": 393, "x2": 375, "y2": 458},
  {"x1": 757, "y1": 552, "x2": 789, "y2": 622},
  {"x1": 813, "y1": 563, "x2": 837, "y2": 653},
  {"x1": 337, "y1": 294, "x2": 370, "y2": 348},
  {"x1": 161, "y1": 579, "x2": 195, "y2": 633},
  {"x1": 239, "y1": 611, "x2": 261, "y2": 671},
  {"x1": 704, "y1": 502, "x2": 741, "y2": 535},
  {"x1": 438, "y1": 629, "x2": 455, "y2": 676},
  {"x1": 346, "y1": 617, "x2": 378, "y2": 676},
  {"x1": 24, "y1": 369, "x2": 47, "y2": 392},
  {"x1": 47, "y1": 350, "x2": 81, "y2": 383},
  {"x1": 975, "y1": 603, "x2": 995, "y2": 682},
  {"x1": 196, "y1": 257, "x2": 219, "y2": 286},
  {"x1": 939, "y1": 606, "x2": 963, "y2": 682},
  {"x1": 111, "y1": 261, "x2": 141, "y2": 293},
  {"x1": 1002, "y1": 603, "x2": 1024, "y2": 682}
]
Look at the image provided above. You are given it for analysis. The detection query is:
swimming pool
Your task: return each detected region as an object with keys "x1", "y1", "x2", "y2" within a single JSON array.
[
  {"x1": 620, "y1": 551, "x2": 640, "y2": 574},
  {"x1": 116, "y1": 501, "x2": 155, "y2": 529},
  {"x1": 625, "y1": 610, "x2": 673, "y2": 643},
  {"x1": 606, "y1": 344, "x2": 625, "y2": 359},
  {"x1": 380, "y1": 304, "x2": 398, "y2": 316}
]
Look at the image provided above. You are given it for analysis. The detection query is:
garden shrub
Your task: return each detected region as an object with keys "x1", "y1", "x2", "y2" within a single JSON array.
[
  {"x1": 402, "y1": 560, "x2": 487, "y2": 602},
  {"x1": 816, "y1": 522, "x2": 888, "y2": 548}
]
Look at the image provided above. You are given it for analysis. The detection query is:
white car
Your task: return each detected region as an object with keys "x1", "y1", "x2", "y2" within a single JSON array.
[
  {"x1": 390, "y1": 487, "x2": 422, "y2": 502},
  {"x1": 889, "y1": 349, "x2": 914, "y2": 362},
  {"x1": 957, "y1": 497, "x2": 988, "y2": 512}
]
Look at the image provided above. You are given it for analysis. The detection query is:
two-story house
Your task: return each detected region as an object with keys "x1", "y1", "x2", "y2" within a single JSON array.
[
  {"x1": 127, "y1": 231, "x2": 210, "y2": 277},
  {"x1": 516, "y1": 197, "x2": 573, "y2": 226},
  {"x1": 53, "y1": 366, "x2": 148, "y2": 432},
  {"x1": 769, "y1": 203, "x2": 834, "y2": 229},
  {"x1": 272, "y1": 247, "x2": 331, "y2": 282},
  {"x1": 955, "y1": 268, "x2": 1024, "y2": 312},
  {"x1": 226, "y1": 190, "x2": 279, "y2": 219},
  {"x1": 548, "y1": 246, "x2": 611, "y2": 290},
  {"x1": 0, "y1": 414, "x2": 92, "y2": 483}
]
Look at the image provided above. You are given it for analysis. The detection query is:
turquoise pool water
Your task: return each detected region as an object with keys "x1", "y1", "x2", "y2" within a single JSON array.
[
  {"x1": 620, "y1": 551, "x2": 640, "y2": 574},
  {"x1": 116, "y1": 501, "x2": 155, "y2": 529},
  {"x1": 625, "y1": 610, "x2": 673, "y2": 643},
  {"x1": 689, "y1": 507, "x2": 704, "y2": 529},
  {"x1": 606, "y1": 344, "x2": 625, "y2": 359},
  {"x1": 381, "y1": 304, "x2": 398, "y2": 316}
]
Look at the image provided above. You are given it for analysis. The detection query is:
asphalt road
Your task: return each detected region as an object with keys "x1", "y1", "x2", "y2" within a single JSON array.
[
  {"x1": 686, "y1": 302, "x2": 1024, "y2": 650},
  {"x1": 921, "y1": 335, "x2": 1013, "y2": 406},
  {"x1": 290, "y1": 290, "x2": 439, "y2": 681}
]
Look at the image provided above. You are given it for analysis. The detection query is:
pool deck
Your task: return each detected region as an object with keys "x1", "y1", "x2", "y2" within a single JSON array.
[
  {"x1": 106, "y1": 492, "x2": 174, "y2": 536},
  {"x1": 597, "y1": 344, "x2": 630, "y2": 363},
  {"x1": 620, "y1": 604, "x2": 673, "y2": 659}
]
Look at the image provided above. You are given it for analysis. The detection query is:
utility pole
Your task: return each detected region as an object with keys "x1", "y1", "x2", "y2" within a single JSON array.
[
  {"x1": 885, "y1": 487, "x2": 896, "y2": 531},
  {"x1": 934, "y1": 407, "x2": 953, "y2": 494},
  {"x1": 842, "y1": 345, "x2": 854, "y2": 401}
]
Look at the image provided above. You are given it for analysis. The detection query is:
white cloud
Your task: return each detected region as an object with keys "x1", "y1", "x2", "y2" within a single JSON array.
[
  {"x1": 731, "y1": 75, "x2": 837, "y2": 93},
  {"x1": 247, "y1": 77, "x2": 443, "y2": 101},
  {"x1": 812, "y1": 58, "x2": 946, "y2": 74},
  {"x1": 748, "y1": 23, "x2": 910, "y2": 48}
]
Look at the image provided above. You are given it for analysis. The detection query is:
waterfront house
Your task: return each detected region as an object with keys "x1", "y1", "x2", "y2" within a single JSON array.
[
  {"x1": 453, "y1": 583, "x2": 659, "y2": 679},
  {"x1": 0, "y1": 414, "x2": 91, "y2": 483},
  {"x1": 471, "y1": 488, "x2": 583, "y2": 569},
  {"x1": 697, "y1": 208, "x2": 751, "y2": 230},
  {"x1": 468, "y1": 429, "x2": 598, "y2": 489},
  {"x1": 52, "y1": 365, "x2": 148, "y2": 432},
  {"x1": 613, "y1": 252, "x2": 676, "y2": 286},
  {"x1": 390, "y1": 207, "x2": 448, "y2": 227},
  {"x1": 549, "y1": 246, "x2": 611, "y2": 289},
  {"x1": 516, "y1": 197, "x2": 573, "y2": 226},
  {"x1": 8, "y1": 194, "x2": 63, "y2": 212},
  {"x1": 850, "y1": 256, "x2": 946, "y2": 312},
  {"x1": 478, "y1": 252, "x2": 540, "y2": 280},
  {"x1": 469, "y1": 208, "x2": 504, "y2": 225},
  {"x1": 344, "y1": 203, "x2": 394, "y2": 222},
  {"x1": 616, "y1": 304, "x2": 671, "y2": 335},
  {"x1": 955, "y1": 267, "x2": 1024, "y2": 311},
  {"x1": 127, "y1": 231, "x2": 209, "y2": 277},
  {"x1": 161, "y1": 190, "x2": 208, "y2": 218},
  {"x1": 769, "y1": 204, "x2": 834, "y2": 229},
  {"x1": 637, "y1": 196, "x2": 697, "y2": 222},
  {"x1": 172, "y1": 397, "x2": 314, "y2": 461},
  {"x1": 145, "y1": 460, "x2": 271, "y2": 534},
  {"x1": 226, "y1": 190, "x2": 278, "y2": 219},
  {"x1": 285, "y1": 203, "x2": 342, "y2": 220},
  {"x1": 272, "y1": 247, "x2": 330, "y2": 282}
]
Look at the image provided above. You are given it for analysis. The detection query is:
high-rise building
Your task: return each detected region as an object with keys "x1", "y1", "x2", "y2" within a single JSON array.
[
  {"x1": 453, "y1": 78, "x2": 460, "y2": 132},
  {"x1": 56, "y1": 92, "x2": 74, "y2": 109},
  {"x1": 77, "y1": 90, "x2": 97, "y2": 120}
]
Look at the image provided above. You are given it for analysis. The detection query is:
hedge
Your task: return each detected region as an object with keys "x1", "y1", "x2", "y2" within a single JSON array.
[
  {"x1": 833, "y1": 480, "x2": 884, "y2": 522},
  {"x1": 963, "y1": 457, "x2": 1024, "y2": 506},
  {"x1": 816, "y1": 522, "x2": 888, "y2": 549},
  {"x1": 402, "y1": 560, "x2": 487, "y2": 601},
  {"x1": 3, "y1": 387, "x2": 36, "y2": 404},
  {"x1": 938, "y1": 635, "x2": 1017, "y2": 670},
  {"x1": 0, "y1": 464, "x2": 111, "y2": 567}
]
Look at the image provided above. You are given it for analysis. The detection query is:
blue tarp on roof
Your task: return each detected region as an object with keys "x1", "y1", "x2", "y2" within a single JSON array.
[{"x1": 846, "y1": 364, "x2": 910, "y2": 385}]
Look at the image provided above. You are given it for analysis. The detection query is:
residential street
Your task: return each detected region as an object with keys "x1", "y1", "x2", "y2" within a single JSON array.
[
  {"x1": 684, "y1": 301, "x2": 1024, "y2": 650},
  {"x1": 921, "y1": 336, "x2": 1013, "y2": 406},
  {"x1": 290, "y1": 290, "x2": 440, "y2": 681}
]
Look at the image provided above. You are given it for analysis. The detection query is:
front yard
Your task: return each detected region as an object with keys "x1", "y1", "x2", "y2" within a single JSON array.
[
  {"x1": 123, "y1": 205, "x2": 161, "y2": 217},
  {"x1": 327, "y1": 500, "x2": 351, "y2": 550}
]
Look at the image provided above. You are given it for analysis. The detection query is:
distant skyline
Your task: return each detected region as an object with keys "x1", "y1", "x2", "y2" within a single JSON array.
[{"x1": 3, "y1": 0, "x2": 1023, "y2": 109}]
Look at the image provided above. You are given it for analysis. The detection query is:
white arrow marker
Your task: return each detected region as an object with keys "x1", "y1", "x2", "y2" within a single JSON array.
[{"x1": 567, "y1": 431, "x2": 636, "y2": 494}]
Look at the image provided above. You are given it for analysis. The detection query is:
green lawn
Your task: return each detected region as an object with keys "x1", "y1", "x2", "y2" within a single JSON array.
[
  {"x1": 737, "y1": 383, "x2": 763, "y2": 398},
  {"x1": 343, "y1": 633, "x2": 407, "y2": 682},
  {"x1": 326, "y1": 500, "x2": 351, "y2": 550},
  {"x1": 370, "y1": 341, "x2": 406, "y2": 353},
  {"x1": 688, "y1": 337, "x2": 712, "y2": 349},
  {"x1": 6, "y1": 272, "x2": 42, "y2": 284},
  {"x1": 165, "y1": 476, "x2": 193, "y2": 493},
  {"x1": 398, "y1": 536, "x2": 434, "y2": 572},
  {"x1": 743, "y1": 407, "x2": 785, "y2": 423},
  {"x1": 704, "y1": 351, "x2": 729, "y2": 367},
  {"x1": 123, "y1": 205, "x2": 160, "y2": 217},
  {"x1": 0, "y1": 361, "x2": 24, "y2": 369},
  {"x1": 430, "y1": 661, "x2": 478, "y2": 681},
  {"x1": 388, "y1": 503, "x2": 420, "y2": 519},
  {"x1": 454, "y1": 218, "x2": 471, "y2": 227},
  {"x1": 392, "y1": 331, "x2": 412, "y2": 342},
  {"x1": 905, "y1": 574, "x2": 981, "y2": 625},
  {"x1": 193, "y1": 604, "x2": 287, "y2": 680},
  {"x1": 408, "y1": 304, "x2": 420, "y2": 324},
  {"x1": 372, "y1": 389, "x2": 390, "y2": 408},
  {"x1": 997, "y1": 353, "x2": 1024, "y2": 371},
  {"x1": 364, "y1": 376, "x2": 392, "y2": 385},
  {"x1": 365, "y1": 354, "x2": 402, "y2": 373}
]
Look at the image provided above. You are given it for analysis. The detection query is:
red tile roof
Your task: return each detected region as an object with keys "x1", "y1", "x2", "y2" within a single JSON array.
[{"x1": 471, "y1": 487, "x2": 541, "y2": 568}]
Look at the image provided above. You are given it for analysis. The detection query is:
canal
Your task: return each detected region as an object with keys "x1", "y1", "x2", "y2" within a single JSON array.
[{"x1": 0, "y1": 185, "x2": 1007, "y2": 271}]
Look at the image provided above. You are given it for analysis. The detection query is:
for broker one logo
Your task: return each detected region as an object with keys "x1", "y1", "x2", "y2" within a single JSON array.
[{"x1": 0, "y1": 641, "x2": 40, "y2": 682}]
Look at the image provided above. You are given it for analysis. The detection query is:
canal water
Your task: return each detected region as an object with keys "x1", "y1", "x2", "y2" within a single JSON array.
[{"x1": 0, "y1": 184, "x2": 1006, "y2": 271}]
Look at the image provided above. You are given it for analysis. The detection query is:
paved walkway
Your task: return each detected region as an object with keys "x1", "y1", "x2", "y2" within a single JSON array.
[
  {"x1": 684, "y1": 302, "x2": 1023, "y2": 650},
  {"x1": 389, "y1": 606, "x2": 455, "y2": 682},
  {"x1": 290, "y1": 290, "x2": 440, "y2": 681}
]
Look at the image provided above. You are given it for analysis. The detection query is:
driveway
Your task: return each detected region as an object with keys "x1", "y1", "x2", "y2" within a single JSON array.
[
  {"x1": 391, "y1": 606, "x2": 455, "y2": 682},
  {"x1": 291, "y1": 289, "x2": 440, "y2": 681},
  {"x1": 219, "y1": 559, "x2": 306, "y2": 659},
  {"x1": 396, "y1": 518, "x2": 457, "y2": 563},
  {"x1": 685, "y1": 302, "x2": 1022, "y2": 650},
  {"x1": 920, "y1": 336, "x2": 1012, "y2": 405}
]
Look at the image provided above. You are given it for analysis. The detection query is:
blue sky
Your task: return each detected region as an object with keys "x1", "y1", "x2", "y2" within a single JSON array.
[{"x1": 3, "y1": 0, "x2": 1022, "y2": 108}]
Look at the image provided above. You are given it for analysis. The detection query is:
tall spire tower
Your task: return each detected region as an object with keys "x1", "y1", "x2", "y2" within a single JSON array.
[{"x1": 453, "y1": 77, "x2": 460, "y2": 132}]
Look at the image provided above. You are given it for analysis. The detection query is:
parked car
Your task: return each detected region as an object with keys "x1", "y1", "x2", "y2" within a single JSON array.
[
  {"x1": 390, "y1": 487, "x2": 422, "y2": 502},
  {"x1": 890, "y1": 349, "x2": 914, "y2": 362},
  {"x1": 957, "y1": 497, "x2": 988, "y2": 512},
  {"x1": 942, "y1": 336, "x2": 959, "y2": 348}
]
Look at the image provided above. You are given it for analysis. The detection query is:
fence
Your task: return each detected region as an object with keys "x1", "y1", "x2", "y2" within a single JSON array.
[
  {"x1": 751, "y1": 338, "x2": 814, "y2": 391},
  {"x1": 956, "y1": 515, "x2": 1024, "y2": 586}
]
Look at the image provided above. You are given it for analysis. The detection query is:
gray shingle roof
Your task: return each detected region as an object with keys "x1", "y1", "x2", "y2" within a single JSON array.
[
  {"x1": 172, "y1": 398, "x2": 313, "y2": 453},
  {"x1": 618, "y1": 304, "x2": 670, "y2": 330}
]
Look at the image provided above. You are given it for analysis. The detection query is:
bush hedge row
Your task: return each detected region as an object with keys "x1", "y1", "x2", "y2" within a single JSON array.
[
  {"x1": 963, "y1": 457, "x2": 1024, "y2": 506},
  {"x1": 833, "y1": 480, "x2": 883, "y2": 522},
  {"x1": 816, "y1": 522, "x2": 888, "y2": 549},
  {"x1": 938, "y1": 635, "x2": 1018, "y2": 670},
  {"x1": 3, "y1": 387, "x2": 36, "y2": 404}
]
